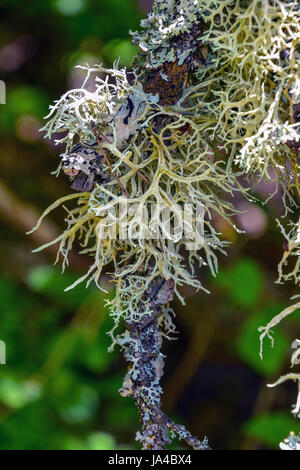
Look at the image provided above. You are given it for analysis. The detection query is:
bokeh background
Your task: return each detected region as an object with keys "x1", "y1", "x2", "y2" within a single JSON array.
[{"x1": 0, "y1": 0, "x2": 300, "y2": 450}]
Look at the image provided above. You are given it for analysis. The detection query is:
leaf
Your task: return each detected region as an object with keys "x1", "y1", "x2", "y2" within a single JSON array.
[
  {"x1": 214, "y1": 258, "x2": 264, "y2": 308},
  {"x1": 27, "y1": 265, "x2": 92, "y2": 309},
  {"x1": 87, "y1": 432, "x2": 116, "y2": 450},
  {"x1": 103, "y1": 39, "x2": 138, "y2": 67}
]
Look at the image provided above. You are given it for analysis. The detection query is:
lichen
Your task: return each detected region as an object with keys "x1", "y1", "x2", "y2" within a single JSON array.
[
  {"x1": 31, "y1": 0, "x2": 300, "y2": 450},
  {"x1": 280, "y1": 431, "x2": 300, "y2": 450},
  {"x1": 36, "y1": 62, "x2": 244, "y2": 306},
  {"x1": 131, "y1": 0, "x2": 204, "y2": 69}
]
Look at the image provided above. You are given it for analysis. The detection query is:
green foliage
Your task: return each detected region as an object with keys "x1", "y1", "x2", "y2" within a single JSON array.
[
  {"x1": 243, "y1": 412, "x2": 300, "y2": 448},
  {"x1": 86, "y1": 431, "x2": 117, "y2": 450},
  {"x1": 0, "y1": 86, "x2": 49, "y2": 134},
  {"x1": 102, "y1": 39, "x2": 138, "y2": 67},
  {"x1": 214, "y1": 258, "x2": 264, "y2": 308},
  {"x1": 0, "y1": 270, "x2": 137, "y2": 449}
]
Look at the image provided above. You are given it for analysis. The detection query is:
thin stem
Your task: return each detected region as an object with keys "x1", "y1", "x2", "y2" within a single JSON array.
[{"x1": 92, "y1": 125, "x2": 130, "y2": 198}]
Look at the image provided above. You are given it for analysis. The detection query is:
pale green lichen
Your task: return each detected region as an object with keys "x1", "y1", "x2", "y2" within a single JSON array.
[
  {"x1": 133, "y1": 0, "x2": 300, "y2": 205},
  {"x1": 276, "y1": 218, "x2": 300, "y2": 285},
  {"x1": 131, "y1": 0, "x2": 204, "y2": 68},
  {"x1": 36, "y1": 0, "x2": 300, "y2": 316},
  {"x1": 259, "y1": 217, "x2": 300, "y2": 429},
  {"x1": 195, "y1": 0, "x2": 300, "y2": 197},
  {"x1": 35, "y1": 62, "x2": 245, "y2": 315}
]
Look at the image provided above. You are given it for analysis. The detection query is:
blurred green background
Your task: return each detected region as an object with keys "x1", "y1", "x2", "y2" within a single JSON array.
[{"x1": 0, "y1": 0, "x2": 299, "y2": 450}]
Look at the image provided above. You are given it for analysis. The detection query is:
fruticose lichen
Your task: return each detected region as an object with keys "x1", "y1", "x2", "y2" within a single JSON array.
[
  {"x1": 280, "y1": 431, "x2": 300, "y2": 450},
  {"x1": 31, "y1": 0, "x2": 300, "y2": 450},
  {"x1": 259, "y1": 217, "x2": 300, "y2": 447}
]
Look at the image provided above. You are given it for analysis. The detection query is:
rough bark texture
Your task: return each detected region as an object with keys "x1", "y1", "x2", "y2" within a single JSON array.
[{"x1": 140, "y1": 23, "x2": 205, "y2": 105}]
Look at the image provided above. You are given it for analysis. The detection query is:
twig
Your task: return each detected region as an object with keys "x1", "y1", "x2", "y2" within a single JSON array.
[
  {"x1": 92, "y1": 125, "x2": 130, "y2": 198},
  {"x1": 118, "y1": 275, "x2": 210, "y2": 450}
]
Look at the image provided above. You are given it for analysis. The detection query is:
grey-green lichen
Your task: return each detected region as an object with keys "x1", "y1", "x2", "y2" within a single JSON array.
[
  {"x1": 196, "y1": 0, "x2": 299, "y2": 188},
  {"x1": 131, "y1": 0, "x2": 203, "y2": 68},
  {"x1": 35, "y1": 62, "x2": 242, "y2": 306},
  {"x1": 280, "y1": 431, "x2": 300, "y2": 450},
  {"x1": 31, "y1": 0, "x2": 300, "y2": 449}
]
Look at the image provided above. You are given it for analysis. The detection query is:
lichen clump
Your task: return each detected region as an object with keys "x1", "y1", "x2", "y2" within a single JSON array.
[
  {"x1": 32, "y1": 0, "x2": 300, "y2": 449},
  {"x1": 36, "y1": 61, "x2": 241, "y2": 308}
]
